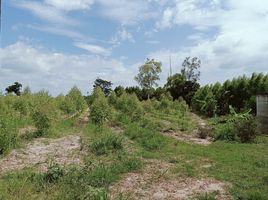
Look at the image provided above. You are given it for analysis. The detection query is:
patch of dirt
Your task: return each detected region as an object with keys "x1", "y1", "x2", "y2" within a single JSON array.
[
  {"x1": 18, "y1": 126, "x2": 37, "y2": 136},
  {"x1": 162, "y1": 130, "x2": 212, "y2": 146},
  {"x1": 76, "y1": 109, "x2": 89, "y2": 127},
  {"x1": 0, "y1": 135, "x2": 83, "y2": 173},
  {"x1": 109, "y1": 160, "x2": 231, "y2": 200}
]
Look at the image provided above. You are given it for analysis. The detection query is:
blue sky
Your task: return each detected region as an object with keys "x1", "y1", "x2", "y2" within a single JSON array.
[{"x1": 1, "y1": 0, "x2": 268, "y2": 95}]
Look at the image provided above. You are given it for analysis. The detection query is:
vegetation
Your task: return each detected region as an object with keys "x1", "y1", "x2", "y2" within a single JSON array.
[{"x1": 0, "y1": 65, "x2": 267, "y2": 199}]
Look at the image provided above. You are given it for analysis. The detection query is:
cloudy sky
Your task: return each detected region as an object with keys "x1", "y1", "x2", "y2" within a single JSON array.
[{"x1": 1, "y1": 0, "x2": 268, "y2": 95}]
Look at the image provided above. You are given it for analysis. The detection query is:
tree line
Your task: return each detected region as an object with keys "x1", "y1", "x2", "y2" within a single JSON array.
[{"x1": 3, "y1": 57, "x2": 268, "y2": 117}]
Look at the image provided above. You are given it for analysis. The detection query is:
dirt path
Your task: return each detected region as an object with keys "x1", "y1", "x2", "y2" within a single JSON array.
[
  {"x1": 109, "y1": 159, "x2": 231, "y2": 200},
  {"x1": 0, "y1": 135, "x2": 83, "y2": 173}
]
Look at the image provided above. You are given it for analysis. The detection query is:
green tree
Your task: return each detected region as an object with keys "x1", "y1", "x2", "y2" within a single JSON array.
[
  {"x1": 67, "y1": 86, "x2": 87, "y2": 113},
  {"x1": 90, "y1": 87, "x2": 111, "y2": 126},
  {"x1": 181, "y1": 57, "x2": 201, "y2": 82},
  {"x1": 5, "y1": 82, "x2": 22, "y2": 96},
  {"x1": 135, "y1": 58, "x2": 162, "y2": 99},
  {"x1": 93, "y1": 78, "x2": 112, "y2": 96}
]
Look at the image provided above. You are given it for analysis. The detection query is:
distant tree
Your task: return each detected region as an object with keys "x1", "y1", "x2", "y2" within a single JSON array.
[
  {"x1": 5, "y1": 82, "x2": 22, "y2": 96},
  {"x1": 165, "y1": 73, "x2": 200, "y2": 104},
  {"x1": 135, "y1": 58, "x2": 162, "y2": 99},
  {"x1": 181, "y1": 57, "x2": 201, "y2": 82},
  {"x1": 22, "y1": 86, "x2": 31, "y2": 95},
  {"x1": 93, "y1": 78, "x2": 112, "y2": 96},
  {"x1": 114, "y1": 86, "x2": 125, "y2": 97}
]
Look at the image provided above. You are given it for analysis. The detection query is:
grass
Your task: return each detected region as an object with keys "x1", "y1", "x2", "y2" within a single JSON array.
[{"x1": 0, "y1": 103, "x2": 267, "y2": 199}]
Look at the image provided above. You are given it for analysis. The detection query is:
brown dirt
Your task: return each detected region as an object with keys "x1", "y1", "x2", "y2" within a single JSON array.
[
  {"x1": 109, "y1": 160, "x2": 231, "y2": 200},
  {"x1": 18, "y1": 126, "x2": 37, "y2": 136},
  {"x1": 0, "y1": 135, "x2": 83, "y2": 173},
  {"x1": 162, "y1": 130, "x2": 213, "y2": 146}
]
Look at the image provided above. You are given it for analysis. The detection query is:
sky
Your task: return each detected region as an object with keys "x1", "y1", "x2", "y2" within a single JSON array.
[{"x1": 1, "y1": 0, "x2": 268, "y2": 95}]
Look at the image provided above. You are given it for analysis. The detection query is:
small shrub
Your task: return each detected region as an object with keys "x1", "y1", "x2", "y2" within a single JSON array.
[
  {"x1": 90, "y1": 87, "x2": 111, "y2": 126},
  {"x1": 91, "y1": 134, "x2": 123, "y2": 155},
  {"x1": 234, "y1": 116, "x2": 258, "y2": 143},
  {"x1": 32, "y1": 110, "x2": 52, "y2": 136},
  {"x1": 214, "y1": 123, "x2": 237, "y2": 141},
  {"x1": 0, "y1": 115, "x2": 17, "y2": 154},
  {"x1": 44, "y1": 163, "x2": 64, "y2": 183},
  {"x1": 124, "y1": 124, "x2": 167, "y2": 150}
]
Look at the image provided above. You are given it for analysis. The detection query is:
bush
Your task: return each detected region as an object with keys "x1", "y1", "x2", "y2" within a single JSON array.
[
  {"x1": 235, "y1": 116, "x2": 258, "y2": 143},
  {"x1": 90, "y1": 88, "x2": 111, "y2": 126},
  {"x1": 0, "y1": 115, "x2": 17, "y2": 154},
  {"x1": 67, "y1": 86, "x2": 87, "y2": 113},
  {"x1": 32, "y1": 110, "x2": 52, "y2": 136},
  {"x1": 90, "y1": 134, "x2": 123, "y2": 155},
  {"x1": 44, "y1": 163, "x2": 64, "y2": 183},
  {"x1": 214, "y1": 115, "x2": 258, "y2": 143},
  {"x1": 124, "y1": 124, "x2": 167, "y2": 150},
  {"x1": 115, "y1": 92, "x2": 144, "y2": 121}
]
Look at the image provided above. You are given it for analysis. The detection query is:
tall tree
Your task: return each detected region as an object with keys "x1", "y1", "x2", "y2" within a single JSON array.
[
  {"x1": 5, "y1": 82, "x2": 22, "y2": 96},
  {"x1": 93, "y1": 78, "x2": 112, "y2": 96},
  {"x1": 181, "y1": 57, "x2": 201, "y2": 82},
  {"x1": 135, "y1": 58, "x2": 162, "y2": 99}
]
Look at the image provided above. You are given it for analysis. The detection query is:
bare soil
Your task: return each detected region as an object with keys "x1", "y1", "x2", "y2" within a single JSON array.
[
  {"x1": 109, "y1": 160, "x2": 231, "y2": 200},
  {"x1": 0, "y1": 135, "x2": 83, "y2": 173}
]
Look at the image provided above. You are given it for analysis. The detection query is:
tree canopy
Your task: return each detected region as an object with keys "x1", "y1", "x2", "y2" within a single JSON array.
[
  {"x1": 93, "y1": 78, "x2": 112, "y2": 96},
  {"x1": 135, "y1": 58, "x2": 162, "y2": 98},
  {"x1": 5, "y1": 82, "x2": 22, "y2": 96}
]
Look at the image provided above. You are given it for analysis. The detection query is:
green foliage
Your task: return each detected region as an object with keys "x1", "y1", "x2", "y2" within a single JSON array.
[
  {"x1": 193, "y1": 73, "x2": 268, "y2": 116},
  {"x1": 135, "y1": 58, "x2": 162, "y2": 98},
  {"x1": 5, "y1": 82, "x2": 22, "y2": 96},
  {"x1": 181, "y1": 56, "x2": 201, "y2": 82},
  {"x1": 90, "y1": 133, "x2": 123, "y2": 155},
  {"x1": 90, "y1": 87, "x2": 111, "y2": 126},
  {"x1": 114, "y1": 92, "x2": 144, "y2": 121},
  {"x1": 44, "y1": 163, "x2": 64, "y2": 183},
  {"x1": 124, "y1": 123, "x2": 167, "y2": 150},
  {"x1": 0, "y1": 114, "x2": 17, "y2": 154},
  {"x1": 93, "y1": 78, "x2": 112, "y2": 96},
  {"x1": 66, "y1": 86, "x2": 87, "y2": 113},
  {"x1": 214, "y1": 107, "x2": 258, "y2": 143},
  {"x1": 165, "y1": 73, "x2": 200, "y2": 105},
  {"x1": 32, "y1": 109, "x2": 52, "y2": 136},
  {"x1": 58, "y1": 86, "x2": 87, "y2": 114}
]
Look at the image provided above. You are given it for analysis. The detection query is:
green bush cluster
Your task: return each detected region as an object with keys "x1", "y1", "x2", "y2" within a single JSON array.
[
  {"x1": 193, "y1": 73, "x2": 268, "y2": 116},
  {"x1": 0, "y1": 114, "x2": 17, "y2": 154},
  {"x1": 90, "y1": 87, "x2": 111, "y2": 126},
  {"x1": 90, "y1": 133, "x2": 123, "y2": 155},
  {"x1": 124, "y1": 123, "x2": 167, "y2": 150},
  {"x1": 214, "y1": 110, "x2": 259, "y2": 143},
  {"x1": 57, "y1": 86, "x2": 87, "y2": 114},
  {"x1": 114, "y1": 92, "x2": 144, "y2": 121}
]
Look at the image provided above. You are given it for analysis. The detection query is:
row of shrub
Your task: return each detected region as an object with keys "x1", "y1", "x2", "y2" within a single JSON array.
[{"x1": 0, "y1": 86, "x2": 87, "y2": 154}]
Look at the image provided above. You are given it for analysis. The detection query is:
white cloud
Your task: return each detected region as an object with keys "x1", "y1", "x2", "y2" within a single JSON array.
[
  {"x1": 73, "y1": 42, "x2": 111, "y2": 55},
  {"x1": 45, "y1": 0, "x2": 94, "y2": 11},
  {"x1": 151, "y1": 0, "x2": 268, "y2": 84},
  {"x1": 96, "y1": 0, "x2": 158, "y2": 25},
  {"x1": 110, "y1": 28, "x2": 135, "y2": 46},
  {"x1": 0, "y1": 42, "x2": 136, "y2": 95},
  {"x1": 13, "y1": 1, "x2": 78, "y2": 25},
  {"x1": 157, "y1": 0, "x2": 223, "y2": 29}
]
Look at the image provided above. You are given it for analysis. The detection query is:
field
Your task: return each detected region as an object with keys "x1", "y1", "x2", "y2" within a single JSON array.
[{"x1": 0, "y1": 87, "x2": 267, "y2": 200}]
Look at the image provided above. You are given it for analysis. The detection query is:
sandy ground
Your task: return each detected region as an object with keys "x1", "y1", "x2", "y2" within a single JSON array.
[
  {"x1": 109, "y1": 160, "x2": 231, "y2": 200},
  {"x1": 0, "y1": 135, "x2": 83, "y2": 173}
]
